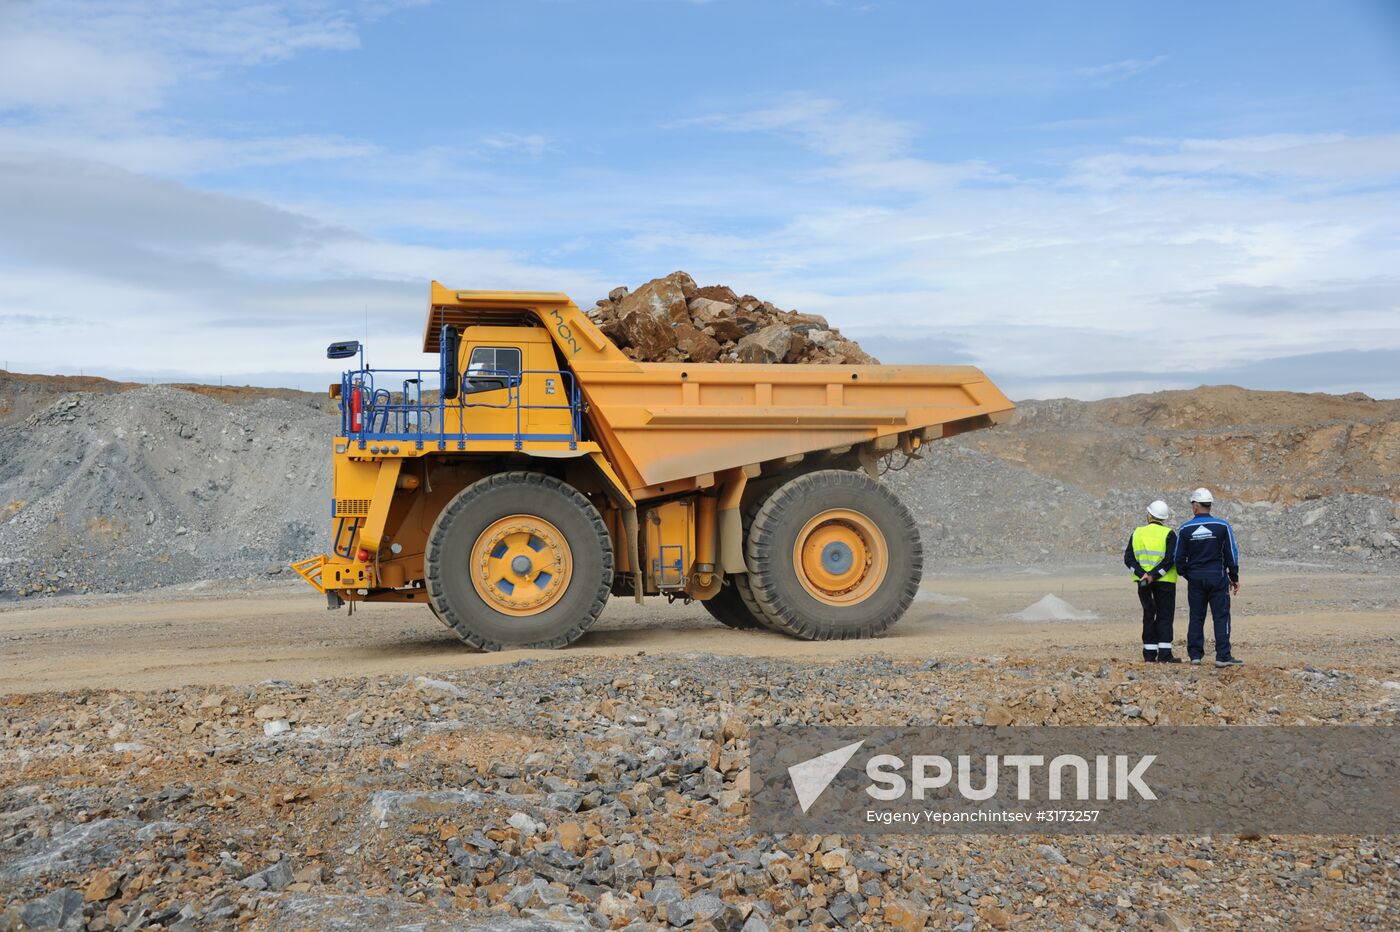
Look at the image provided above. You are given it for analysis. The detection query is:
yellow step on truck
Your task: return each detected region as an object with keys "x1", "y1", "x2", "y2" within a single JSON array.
[{"x1": 293, "y1": 283, "x2": 1014, "y2": 650}]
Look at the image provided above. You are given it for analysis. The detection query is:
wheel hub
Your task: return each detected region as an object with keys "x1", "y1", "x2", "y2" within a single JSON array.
[
  {"x1": 470, "y1": 515, "x2": 573, "y2": 616},
  {"x1": 821, "y1": 541, "x2": 854, "y2": 573},
  {"x1": 793, "y1": 508, "x2": 888, "y2": 606}
]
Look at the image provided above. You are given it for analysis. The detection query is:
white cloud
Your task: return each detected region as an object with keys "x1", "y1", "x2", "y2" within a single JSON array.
[
  {"x1": 0, "y1": 125, "x2": 379, "y2": 176},
  {"x1": 0, "y1": 1, "x2": 365, "y2": 117},
  {"x1": 478, "y1": 133, "x2": 552, "y2": 159},
  {"x1": 1075, "y1": 55, "x2": 1168, "y2": 81},
  {"x1": 674, "y1": 94, "x2": 1002, "y2": 193},
  {"x1": 0, "y1": 156, "x2": 614, "y2": 377},
  {"x1": 0, "y1": 31, "x2": 165, "y2": 112},
  {"x1": 1067, "y1": 133, "x2": 1400, "y2": 189},
  {"x1": 679, "y1": 94, "x2": 915, "y2": 161}
]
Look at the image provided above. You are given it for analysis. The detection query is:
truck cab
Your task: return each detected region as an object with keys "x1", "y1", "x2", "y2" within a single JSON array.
[{"x1": 448, "y1": 325, "x2": 577, "y2": 444}]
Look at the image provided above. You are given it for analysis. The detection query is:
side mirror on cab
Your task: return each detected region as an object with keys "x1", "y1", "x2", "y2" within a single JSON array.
[
  {"x1": 327, "y1": 340, "x2": 360, "y2": 360},
  {"x1": 441, "y1": 325, "x2": 462, "y2": 400}
]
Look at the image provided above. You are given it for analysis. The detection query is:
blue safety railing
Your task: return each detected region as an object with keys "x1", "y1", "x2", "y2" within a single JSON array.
[{"x1": 336, "y1": 365, "x2": 583, "y2": 452}]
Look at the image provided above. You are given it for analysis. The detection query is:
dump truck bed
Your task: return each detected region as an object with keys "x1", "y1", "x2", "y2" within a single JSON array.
[{"x1": 572, "y1": 360, "x2": 1013, "y2": 495}]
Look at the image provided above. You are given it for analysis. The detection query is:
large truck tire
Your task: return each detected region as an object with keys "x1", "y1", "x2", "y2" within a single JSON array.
[
  {"x1": 746, "y1": 470, "x2": 922, "y2": 640},
  {"x1": 426, "y1": 471, "x2": 612, "y2": 650},
  {"x1": 701, "y1": 490, "x2": 784, "y2": 632},
  {"x1": 701, "y1": 578, "x2": 768, "y2": 629},
  {"x1": 731, "y1": 572, "x2": 780, "y2": 631},
  {"x1": 733, "y1": 492, "x2": 789, "y2": 633}
]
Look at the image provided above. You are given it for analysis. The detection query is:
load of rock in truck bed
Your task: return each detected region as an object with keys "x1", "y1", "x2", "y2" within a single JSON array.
[{"x1": 586, "y1": 271, "x2": 878, "y2": 364}]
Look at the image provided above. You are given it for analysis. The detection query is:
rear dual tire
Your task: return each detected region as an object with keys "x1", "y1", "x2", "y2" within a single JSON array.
[
  {"x1": 700, "y1": 498, "x2": 787, "y2": 633},
  {"x1": 744, "y1": 470, "x2": 922, "y2": 640},
  {"x1": 701, "y1": 577, "x2": 770, "y2": 629}
]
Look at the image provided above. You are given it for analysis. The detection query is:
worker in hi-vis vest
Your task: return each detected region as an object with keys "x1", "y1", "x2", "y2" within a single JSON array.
[{"x1": 1123, "y1": 500, "x2": 1180, "y2": 662}]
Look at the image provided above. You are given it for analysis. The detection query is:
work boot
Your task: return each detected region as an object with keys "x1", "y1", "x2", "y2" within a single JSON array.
[
  {"x1": 1142, "y1": 648, "x2": 1157, "y2": 663},
  {"x1": 1214, "y1": 656, "x2": 1244, "y2": 668},
  {"x1": 1157, "y1": 653, "x2": 1183, "y2": 664}
]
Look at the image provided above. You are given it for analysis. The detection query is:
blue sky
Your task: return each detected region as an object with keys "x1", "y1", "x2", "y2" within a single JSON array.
[{"x1": 2, "y1": 0, "x2": 1399, "y2": 398}]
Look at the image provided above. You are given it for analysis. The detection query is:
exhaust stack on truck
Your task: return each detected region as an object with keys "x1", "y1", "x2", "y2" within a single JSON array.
[{"x1": 293, "y1": 282, "x2": 1014, "y2": 649}]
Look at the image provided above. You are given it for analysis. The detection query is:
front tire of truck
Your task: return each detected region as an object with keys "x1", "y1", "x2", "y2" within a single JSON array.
[
  {"x1": 746, "y1": 470, "x2": 922, "y2": 640},
  {"x1": 426, "y1": 471, "x2": 613, "y2": 650}
]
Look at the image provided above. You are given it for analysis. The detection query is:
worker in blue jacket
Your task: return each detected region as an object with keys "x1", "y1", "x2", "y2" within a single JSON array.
[{"x1": 1175, "y1": 488, "x2": 1243, "y2": 667}]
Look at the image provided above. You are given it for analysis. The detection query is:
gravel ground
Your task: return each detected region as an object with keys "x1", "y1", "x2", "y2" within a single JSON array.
[
  {"x1": 5, "y1": 565, "x2": 1397, "y2": 694},
  {"x1": 2, "y1": 651, "x2": 1397, "y2": 930},
  {"x1": 3, "y1": 557, "x2": 1397, "y2": 929}
]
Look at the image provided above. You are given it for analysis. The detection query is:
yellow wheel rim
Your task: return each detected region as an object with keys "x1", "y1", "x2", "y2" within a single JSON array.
[
  {"x1": 470, "y1": 514, "x2": 572, "y2": 616},
  {"x1": 792, "y1": 508, "x2": 887, "y2": 606}
]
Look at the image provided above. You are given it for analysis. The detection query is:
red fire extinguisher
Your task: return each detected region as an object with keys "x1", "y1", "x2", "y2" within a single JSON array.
[{"x1": 350, "y1": 384, "x2": 364, "y2": 433}]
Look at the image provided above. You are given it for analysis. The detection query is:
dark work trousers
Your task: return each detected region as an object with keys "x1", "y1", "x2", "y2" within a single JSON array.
[
  {"x1": 1186, "y1": 575, "x2": 1233, "y2": 661},
  {"x1": 1136, "y1": 581, "x2": 1176, "y2": 659}
]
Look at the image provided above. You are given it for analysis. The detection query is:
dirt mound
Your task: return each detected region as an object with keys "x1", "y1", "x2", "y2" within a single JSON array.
[
  {"x1": 0, "y1": 370, "x2": 334, "y2": 428},
  {"x1": 972, "y1": 387, "x2": 1400, "y2": 504},
  {"x1": 1018, "y1": 385, "x2": 1400, "y2": 432},
  {"x1": 0, "y1": 387, "x2": 334, "y2": 597},
  {"x1": 585, "y1": 271, "x2": 877, "y2": 364},
  {"x1": 0, "y1": 371, "x2": 135, "y2": 428},
  {"x1": 890, "y1": 419, "x2": 1394, "y2": 565}
]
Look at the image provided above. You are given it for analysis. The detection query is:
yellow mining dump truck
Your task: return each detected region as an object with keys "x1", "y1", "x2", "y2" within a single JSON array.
[{"x1": 293, "y1": 283, "x2": 1013, "y2": 649}]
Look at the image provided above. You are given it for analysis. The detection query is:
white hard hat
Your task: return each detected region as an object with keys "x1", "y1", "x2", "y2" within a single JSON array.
[
  {"x1": 1190, "y1": 487, "x2": 1215, "y2": 504},
  {"x1": 1147, "y1": 500, "x2": 1171, "y2": 521}
]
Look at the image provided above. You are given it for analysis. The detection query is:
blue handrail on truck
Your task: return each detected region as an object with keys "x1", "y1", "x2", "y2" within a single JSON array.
[{"x1": 336, "y1": 366, "x2": 582, "y2": 452}]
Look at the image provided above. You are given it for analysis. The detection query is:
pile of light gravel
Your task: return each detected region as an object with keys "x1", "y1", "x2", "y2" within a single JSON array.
[{"x1": 0, "y1": 386, "x2": 334, "y2": 597}]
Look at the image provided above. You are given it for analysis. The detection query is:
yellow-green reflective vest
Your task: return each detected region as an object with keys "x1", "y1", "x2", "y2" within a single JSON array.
[{"x1": 1131, "y1": 523, "x2": 1178, "y2": 584}]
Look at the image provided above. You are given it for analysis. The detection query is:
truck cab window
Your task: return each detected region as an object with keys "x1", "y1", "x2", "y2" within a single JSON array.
[{"x1": 464, "y1": 346, "x2": 522, "y2": 395}]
